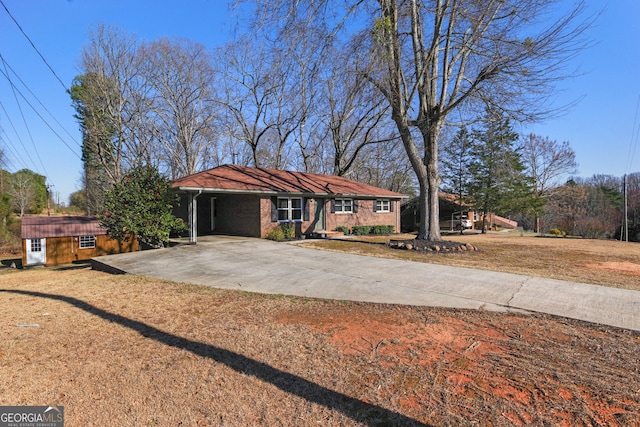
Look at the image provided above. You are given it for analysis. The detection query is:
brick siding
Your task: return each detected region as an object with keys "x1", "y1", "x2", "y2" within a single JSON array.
[{"x1": 324, "y1": 199, "x2": 399, "y2": 232}]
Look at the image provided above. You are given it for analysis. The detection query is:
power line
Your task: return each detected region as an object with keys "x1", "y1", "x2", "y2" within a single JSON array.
[
  {"x1": 0, "y1": 101, "x2": 35, "y2": 170},
  {"x1": 0, "y1": 54, "x2": 80, "y2": 147},
  {"x1": 0, "y1": 67, "x2": 81, "y2": 160},
  {"x1": 0, "y1": 98, "x2": 42, "y2": 174},
  {"x1": 1, "y1": 57, "x2": 49, "y2": 177},
  {"x1": 625, "y1": 94, "x2": 640, "y2": 175},
  {"x1": 0, "y1": 0, "x2": 68, "y2": 92}
]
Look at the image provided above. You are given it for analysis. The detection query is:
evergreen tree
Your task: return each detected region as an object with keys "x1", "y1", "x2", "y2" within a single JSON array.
[
  {"x1": 467, "y1": 115, "x2": 535, "y2": 233},
  {"x1": 440, "y1": 126, "x2": 474, "y2": 209},
  {"x1": 70, "y1": 73, "x2": 119, "y2": 215},
  {"x1": 100, "y1": 164, "x2": 186, "y2": 249}
]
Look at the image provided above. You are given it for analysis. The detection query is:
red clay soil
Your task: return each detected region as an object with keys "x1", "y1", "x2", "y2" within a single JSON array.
[
  {"x1": 586, "y1": 261, "x2": 640, "y2": 277},
  {"x1": 277, "y1": 304, "x2": 640, "y2": 426}
]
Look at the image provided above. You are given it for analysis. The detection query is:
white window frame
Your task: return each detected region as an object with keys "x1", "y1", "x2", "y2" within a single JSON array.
[
  {"x1": 376, "y1": 199, "x2": 390, "y2": 213},
  {"x1": 334, "y1": 198, "x2": 353, "y2": 214},
  {"x1": 79, "y1": 235, "x2": 96, "y2": 249},
  {"x1": 277, "y1": 197, "x2": 303, "y2": 222},
  {"x1": 30, "y1": 239, "x2": 42, "y2": 252}
]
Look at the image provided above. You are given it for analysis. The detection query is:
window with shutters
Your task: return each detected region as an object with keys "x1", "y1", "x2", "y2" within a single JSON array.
[
  {"x1": 277, "y1": 198, "x2": 303, "y2": 221},
  {"x1": 375, "y1": 200, "x2": 390, "y2": 212},
  {"x1": 334, "y1": 198, "x2": 353, "y2": 213}
]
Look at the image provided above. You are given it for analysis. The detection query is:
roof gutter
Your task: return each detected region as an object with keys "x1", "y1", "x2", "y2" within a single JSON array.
[{"x1": 174, "y1": 186, "x2": 408, "y2": 199}]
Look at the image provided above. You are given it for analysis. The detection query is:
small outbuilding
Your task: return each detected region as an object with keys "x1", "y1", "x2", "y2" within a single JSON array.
[
  {"x1": 172, "y1": 165, "x2": 407, "y2": 242},
  {"x1": 21, "y1": 216, "x2": 139, "y2": 267}
]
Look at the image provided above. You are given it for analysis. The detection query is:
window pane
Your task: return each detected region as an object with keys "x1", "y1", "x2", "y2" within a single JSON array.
[
  {"x1": 344, "y1": 199, "x2": 352, "y2": 211},
  {"x1": 292, "y1": 209, "x2": 302, "y2": 220},
  {"x1": 291, "y1": 198, "x2": 302, "y2": 208},
  {"x1": 377, "y1": 200, "x2": 389, "y2": 212},
  {"x1": 31, "y1": 240, "x2": 41, "y2": 252},
  {"x1": 335, "y1": 199, "x2": 343, "y2": 211},
  {"x1": 277, "y1": 198, "x2": 289, "y2": 209},
  {"x1": 80, "y1": 235, "x2": 96, "y2": 249},
  {"x1": 278, "y1": 210, "x2": 289, "y2": 221}
]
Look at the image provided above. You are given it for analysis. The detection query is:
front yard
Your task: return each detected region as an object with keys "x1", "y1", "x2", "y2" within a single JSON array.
[{"x1": 0, "y1": 262, "x2": 638, "y2": 426}]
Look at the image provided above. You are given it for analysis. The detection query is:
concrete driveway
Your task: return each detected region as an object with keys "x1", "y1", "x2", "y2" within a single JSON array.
[{"x1": 92, "y1": 235, "x2": 640, "y2": 331}]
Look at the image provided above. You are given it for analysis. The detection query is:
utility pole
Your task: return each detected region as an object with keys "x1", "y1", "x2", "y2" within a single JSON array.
[
  {"x1": 623, "y1": 174, "x2": 629, "y2": 242},
  {"x1": 46, "y1": 184, "x2": 51, "y2": 216}
]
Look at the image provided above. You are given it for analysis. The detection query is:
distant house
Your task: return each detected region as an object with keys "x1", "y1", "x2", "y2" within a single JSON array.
[
  {"x1": 401, "y1": 193, "x2": 475, "y2": 232},
  {"x1": 401, "y1": 193, "x2": 517, "y2": 232},
  {"x1": 21, "y1": 216, "x2": 139, "y2": 267},
  {"x1": 172, "y1": 165, "x2": 407, "y2": 242}
]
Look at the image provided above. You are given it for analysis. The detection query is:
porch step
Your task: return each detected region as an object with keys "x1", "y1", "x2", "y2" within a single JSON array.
[{"x1": 310, "y1": 230, "x2": 344, "y2": 239}]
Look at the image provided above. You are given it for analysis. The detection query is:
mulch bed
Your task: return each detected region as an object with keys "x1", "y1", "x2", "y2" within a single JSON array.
[{"x1": 388, "y1": 239, "x2": 478, "y2": 253}]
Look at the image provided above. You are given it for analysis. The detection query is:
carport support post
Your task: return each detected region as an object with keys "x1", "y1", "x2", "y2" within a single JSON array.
[{"x1": 189, "y1": 191, "x2": 201, "y2": 244}]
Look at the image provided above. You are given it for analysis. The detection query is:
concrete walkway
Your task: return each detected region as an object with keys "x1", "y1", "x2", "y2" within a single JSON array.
[{"x1": 92, "y1": 235, "x2": 640, "y2": 331}]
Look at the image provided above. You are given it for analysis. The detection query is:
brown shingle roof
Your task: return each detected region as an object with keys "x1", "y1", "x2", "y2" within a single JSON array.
[
  {"x1": 172, "y1": 165, "x2": 406, "y2": 198},
  {"x1": 21, "y1": 216, "x2": 106, "y2": 239}
]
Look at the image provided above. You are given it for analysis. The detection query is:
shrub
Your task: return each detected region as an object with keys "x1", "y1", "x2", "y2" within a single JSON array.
[
  {"x1": 266, "y1": 226, "x2": 285, "y2": 241},
  {"x1": 335, "y1": 225, "x2": 350, "y2": 235},
  {"x1": 549, "y1": 228, "x2": 565, "y2": 237},
  {"x1": 574, "y1": 219, "x2": 615, "y2": 239},
  {"x1": 351, "y1": 225, "x2": 373, "y2": 236},
  {"x1": 281, "y1": 222, "x2": 295, "y2": 239},
  {"x1": 372, "y1": 225, "x2": 394, "y2": 235},
  {"x1": 100, "y1": 164, "x2": 186, "y2": 249}
]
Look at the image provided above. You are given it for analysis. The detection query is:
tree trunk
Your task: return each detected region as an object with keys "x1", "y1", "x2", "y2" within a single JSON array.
[
  {"x1": 424, "y1": 128, "x2": 442, "y2": 241},
  {"x1": 391, "y1": 112, "x2": 442, "y2": 241}
]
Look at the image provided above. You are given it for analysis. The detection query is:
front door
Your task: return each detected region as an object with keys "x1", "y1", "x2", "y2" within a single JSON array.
[
  {"x1": 314, "y1": 199, "x2": 325, "y2": 231},
  {"x1": 26, "y1": 238, "x2": 46, "y2": 265}
]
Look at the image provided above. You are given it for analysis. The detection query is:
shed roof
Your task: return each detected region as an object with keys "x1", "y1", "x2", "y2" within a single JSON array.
[
  {"x1": 172, "y1": 165, "x2": 407, "y2": 198},
  {"x1": 21, "y1": 216, "x2": 106, "y2": 239}
]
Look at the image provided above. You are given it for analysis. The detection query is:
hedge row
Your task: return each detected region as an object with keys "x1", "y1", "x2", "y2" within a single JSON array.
[{"x1": 338, "y1": 225, "x2": 395, "y2": 236}]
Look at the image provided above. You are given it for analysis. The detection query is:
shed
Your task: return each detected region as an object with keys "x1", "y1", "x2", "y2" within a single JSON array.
[{"x1": 21, "y1": 216, "x2": 138, "y2": 267}]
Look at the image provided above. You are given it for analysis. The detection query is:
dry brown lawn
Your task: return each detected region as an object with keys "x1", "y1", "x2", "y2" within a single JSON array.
[
  {"x1": 301, "y1": 231, "x2": 640, "y2": 290},
  {"x1": 0, "y1": 252, "x2": 639, "y2": 426}
]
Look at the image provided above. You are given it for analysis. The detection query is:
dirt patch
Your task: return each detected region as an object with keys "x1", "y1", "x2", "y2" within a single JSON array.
[
  {"x1": 277, "y1": 304, "x2": 640, "y2": 426},
  {"x1": 586, "y1": 261, "x2": 640, "y2": 277}
]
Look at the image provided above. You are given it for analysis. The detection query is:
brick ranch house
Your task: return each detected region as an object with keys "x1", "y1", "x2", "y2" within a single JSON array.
[
  {"x1": 21, "y1": 216, "x2": 139, "y2": 267},
  {"x1": 172, "y1": 165, "x2": 407, "y2": 242}
]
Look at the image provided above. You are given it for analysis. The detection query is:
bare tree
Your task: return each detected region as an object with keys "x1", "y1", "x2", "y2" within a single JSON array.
[
  {"x1": 370, "y1": 0, "x2": 592, "y2": 239},
  {"x1": 352, "y1": 138, "x2": 416, "y2": 194},
  {"x1": 521, "y1": 133, "x2": 578, "y2": 232},
  {"x1": 9, "y1": 171, "x2": 33, "y2": 217},
  {"x1": 243, "y1": 0, "x2": 592, "y2": 240},
  {"x1": 141, "y1": 38, "x2": 218, "y2": 178},
  {"x1": 321, "y1": 48, "x2": 398, "y2": 177},
  {"x1": 77, "y1": 25, "x2": 148, "y2": 183},
  {"x1": 216, "y1": 38, "x2": 299, "y2": 169}
]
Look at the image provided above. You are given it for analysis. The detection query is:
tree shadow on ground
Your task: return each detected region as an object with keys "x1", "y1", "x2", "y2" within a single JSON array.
[
  {"x1": 0, "y1": 289, "x2": 430, "y2": 426},
  {"x1": 52, "y1": 261, "x2": 92, "y2": 271}
]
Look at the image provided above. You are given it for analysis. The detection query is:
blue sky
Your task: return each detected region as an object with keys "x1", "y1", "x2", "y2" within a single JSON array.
[{"x1": 0, "y1": 0, "x2": 638, "y2": 205}]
